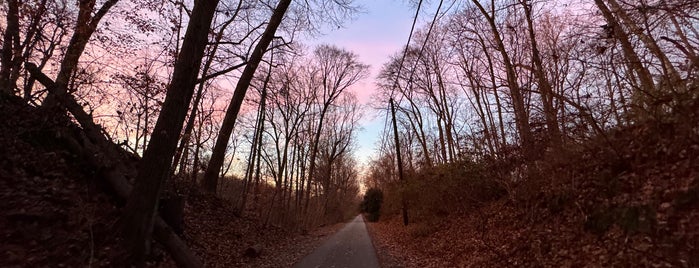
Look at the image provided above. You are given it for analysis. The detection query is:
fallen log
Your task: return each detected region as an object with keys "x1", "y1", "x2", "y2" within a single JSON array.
[{"x1": 26, "y1": 62, "x2": 203, "y2": 268}]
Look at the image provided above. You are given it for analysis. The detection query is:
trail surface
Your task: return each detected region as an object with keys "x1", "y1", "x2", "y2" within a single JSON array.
[{"x1": 293, "y1": 215, "x2": 380, "y2": 268}]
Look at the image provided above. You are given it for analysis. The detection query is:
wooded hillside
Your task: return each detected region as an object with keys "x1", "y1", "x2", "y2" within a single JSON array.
[
  {"x1": 2, "y1": 0, "x2": 699, "y2": 266},
  {"x1": 365, "y1": 0, "x2": 699, "y2": 266},
  {"x1": 1, "y1": 0, "x2": 366, "y2": 266}
]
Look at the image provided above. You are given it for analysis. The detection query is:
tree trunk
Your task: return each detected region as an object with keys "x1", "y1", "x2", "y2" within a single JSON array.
[
  {"x1": 25, "y1": 62, "x2": 202, "y2": 268},
  {"x1": 203, "y1": 0, "x2": 292, "y2": 194},
  {"x1": 42, "y1": 0, "x2": 119, "y2": 108},
  {"x1": 0, "y1": 0, "x2": 19, "y2": 95},
  {"x1": 171, "y1": 4, "x2": 246, "y2": 175},
  {"x1": 121, "y1": 0, "x2": 220, "y2": 262},
  {"x1": 390, "y1": 98, "x2": 409, "y2": 226},
  {"x1": 240, "y1": 62, "x2": 270, "y2": 214},
  {"x1": 471, "y1": 0, "x2": 533, "y2": 159},
  {"x1": 593, "y1": 0, "x2": 655, "y2": 93},
  {"x1": 303, "y1": 105, "x2": 328, "y2": 213},
  {"x1": 520, "y1": 0, "x2": 561, "y2": 145},
  {"x1": 605, "y1": 0, "x2": 683, "y2": 89}
]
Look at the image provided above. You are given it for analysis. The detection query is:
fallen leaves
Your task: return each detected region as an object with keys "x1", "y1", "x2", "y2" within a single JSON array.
[
  {"x1": 0, "y1": 97, "x2": 343, "y2": 267},
  {"x1": 0, "y1": 97, "x2": 131, "y2": 267},
  {"x1": 160, "y1": 192, "x2": 346, "y2": 267},
  {"x1": 366, "y1": 119, "x2": 699, "y2": 267}
]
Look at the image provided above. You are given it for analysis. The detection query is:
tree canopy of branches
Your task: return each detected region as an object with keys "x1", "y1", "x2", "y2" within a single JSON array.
[
  {"x1": 370, "y1": 0, "x2": 699, "y2": 217},
  {"x1": 1, "y1": 0, "x2": 366, "y2": 264}
]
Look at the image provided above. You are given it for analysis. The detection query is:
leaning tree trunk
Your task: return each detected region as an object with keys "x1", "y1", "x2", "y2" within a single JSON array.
[
  {"x1": 121, "y1": 0, "x2": 220, "y2": 263},
  {"x1": 202, "y1": 0, "x2": 292, "y2": 194},
  {"x1": 593, "y1": 0, "x2": 655, "y2": 93},
  {"x1": 25, "y1": 62, "x2": 203, "y2": 268},
  {"x1": 472, "y1": 0, "x2": 534, "y2": 160},
  {"x1": 170, "y1": 7, "x2": 246, "y2": 177}
]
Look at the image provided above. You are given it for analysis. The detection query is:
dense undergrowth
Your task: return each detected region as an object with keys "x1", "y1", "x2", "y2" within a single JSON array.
[{"x1": 373, "y1": 100, "x2": 699, "y2": 266}]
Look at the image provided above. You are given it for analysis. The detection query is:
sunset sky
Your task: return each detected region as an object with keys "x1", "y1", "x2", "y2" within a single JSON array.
[{"x1": 308, "y1": 0, "x2": 423, "y2": 168}]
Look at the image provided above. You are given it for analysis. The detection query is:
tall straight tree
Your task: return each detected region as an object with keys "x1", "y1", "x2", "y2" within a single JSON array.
[
  {"x1": 471, "y1": 0, "x2": 534, "y2": 159},
  {"x1": 390, "y1": 98, "x2": 409, "y2": 226},
  {"x1": 202, "y1": 0, "x2": 292, "y2": 194},
  {"x1": 121, "y1": 0, "x2": 221, "y2": 262},
  {"x1": 0, "y1": 0, "x2": 20, "y2": 95},
  {"x1": 239, "y1": 49, "x2": 274, "y2": 214},
  {"x1": 303, "y1": 44, "x2": 369, "y2": 213},
  {"x1": 519, "y1": 0, "x2": 561, "y2": 144}
]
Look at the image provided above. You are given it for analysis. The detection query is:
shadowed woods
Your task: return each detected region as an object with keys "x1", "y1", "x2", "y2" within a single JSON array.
[
  {"x1": 2, "y1": 0, "x2": 369, "y2": 266},
  {"x1": 361, "y1": 0, "x2": 699, "y2": 266},
  {"x1": 2, "y1": 0, "x2": 699, "y2": 267}
]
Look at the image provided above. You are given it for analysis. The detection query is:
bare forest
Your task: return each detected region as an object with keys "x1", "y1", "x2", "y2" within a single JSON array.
[{"x1": 1, "y1": 0, "x2": 698, "y2": 267}]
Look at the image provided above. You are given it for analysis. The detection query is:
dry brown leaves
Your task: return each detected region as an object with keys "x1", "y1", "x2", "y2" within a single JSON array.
[
  {"x1": 160, "y1": 193, "x2": 346, "y2": 267},
  {"x1": 367, "y1": 120, "x2": 699, "y2": 267},
  {"x1": 0, "y1": 97, "x2": 131, "y2": 267},
  {"x1": 0, "y1": 97, "x2": 345, "y2": 267}
]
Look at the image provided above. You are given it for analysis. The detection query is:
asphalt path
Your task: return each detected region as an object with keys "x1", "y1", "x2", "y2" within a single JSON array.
[{"x1": 293, "y1": 214, "x2": 380, "y2": 268}]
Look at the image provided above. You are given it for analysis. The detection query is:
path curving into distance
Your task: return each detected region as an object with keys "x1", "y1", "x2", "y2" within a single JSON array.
[{"x1": 293, "y1": 215, "x2": 380, "y2": 268}]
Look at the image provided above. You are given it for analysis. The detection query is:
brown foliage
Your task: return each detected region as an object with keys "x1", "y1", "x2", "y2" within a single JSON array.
[
  {"x1": 0, "y1": 94, "x2": 346, "y2": 267},
  {"x1": 369, "y1": 102, "x2": 699, "y2": 267},
  {"x1": 169, "y1": 192, "x2": 345, "y2": 267}
]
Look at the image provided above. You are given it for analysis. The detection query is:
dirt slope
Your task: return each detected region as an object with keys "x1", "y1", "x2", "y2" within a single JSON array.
[
  {"x1": 0, "y1": 96, "x2": 343, "y2": 267},
  {"x1": 367, "y1": 118, "x2": 699, "y2": 267}
]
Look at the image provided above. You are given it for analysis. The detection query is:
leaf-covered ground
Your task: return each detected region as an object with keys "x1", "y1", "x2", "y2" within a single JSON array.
[
  {"x1": 166, "y1": 192, "x2": 345, "y2": 267},
  {"x1": 0, "y1": 96, "x2": 131, "y2": 267},
  {"x1": 367, "y1": 119, "x2": 699, "y2": 267},
  {"x1": 0, "y1": 96, "x2": 343, "y2": 267}
]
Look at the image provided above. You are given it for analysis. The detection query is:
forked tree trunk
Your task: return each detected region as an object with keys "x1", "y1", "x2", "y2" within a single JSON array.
[
  {"x1": 121, "y1": 0, "x2": 220, "y2": 262},
  {"x1": 42, "y1": 0, "x2": 119, "y2": 108}
]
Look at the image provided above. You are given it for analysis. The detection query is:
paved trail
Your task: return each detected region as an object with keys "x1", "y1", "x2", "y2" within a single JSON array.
[{"x1": 293, "y1": 215, "x2": 380, "y2": 268}]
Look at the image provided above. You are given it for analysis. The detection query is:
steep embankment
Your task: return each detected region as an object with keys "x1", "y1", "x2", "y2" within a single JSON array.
[
  {"x1": 368, "y1": 116, "x2": 699, "y2": 267},
  {"x1": 0, "y1": 96, "x2": 343, "y2": 267},
  {"x1": 0, "y1": 96, "x2": 131, "y2": 266}
]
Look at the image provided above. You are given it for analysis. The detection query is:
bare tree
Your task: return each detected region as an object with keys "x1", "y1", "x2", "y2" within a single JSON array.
[
  {"x1": 470, "y1": 0, "x2": 534, "y2": 159},
  {"x1": 41, "y1": 0, "x2": 119, "y2": 108},
  {"x1": 302, "y1": 44, "x2": 369, "y2": 213},
  {"x1": 518, "y1": 0, "x2": 561, "y2": 144},
  {"x1": 121, "y1": 0, "x2": 220, "y2": 262},
  {"x1": 202, "y1": 0, "x2": 293, "y2": 193}
]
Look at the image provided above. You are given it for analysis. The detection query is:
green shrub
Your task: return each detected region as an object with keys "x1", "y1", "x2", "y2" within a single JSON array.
[{"x1": 361, "y1": 188, "x2": 383, "y2": 222}]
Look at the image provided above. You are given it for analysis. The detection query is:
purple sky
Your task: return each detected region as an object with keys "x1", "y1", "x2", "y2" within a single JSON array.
[{"x1": 309, "y1": 0, "x2": 417, "y2": 167}]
